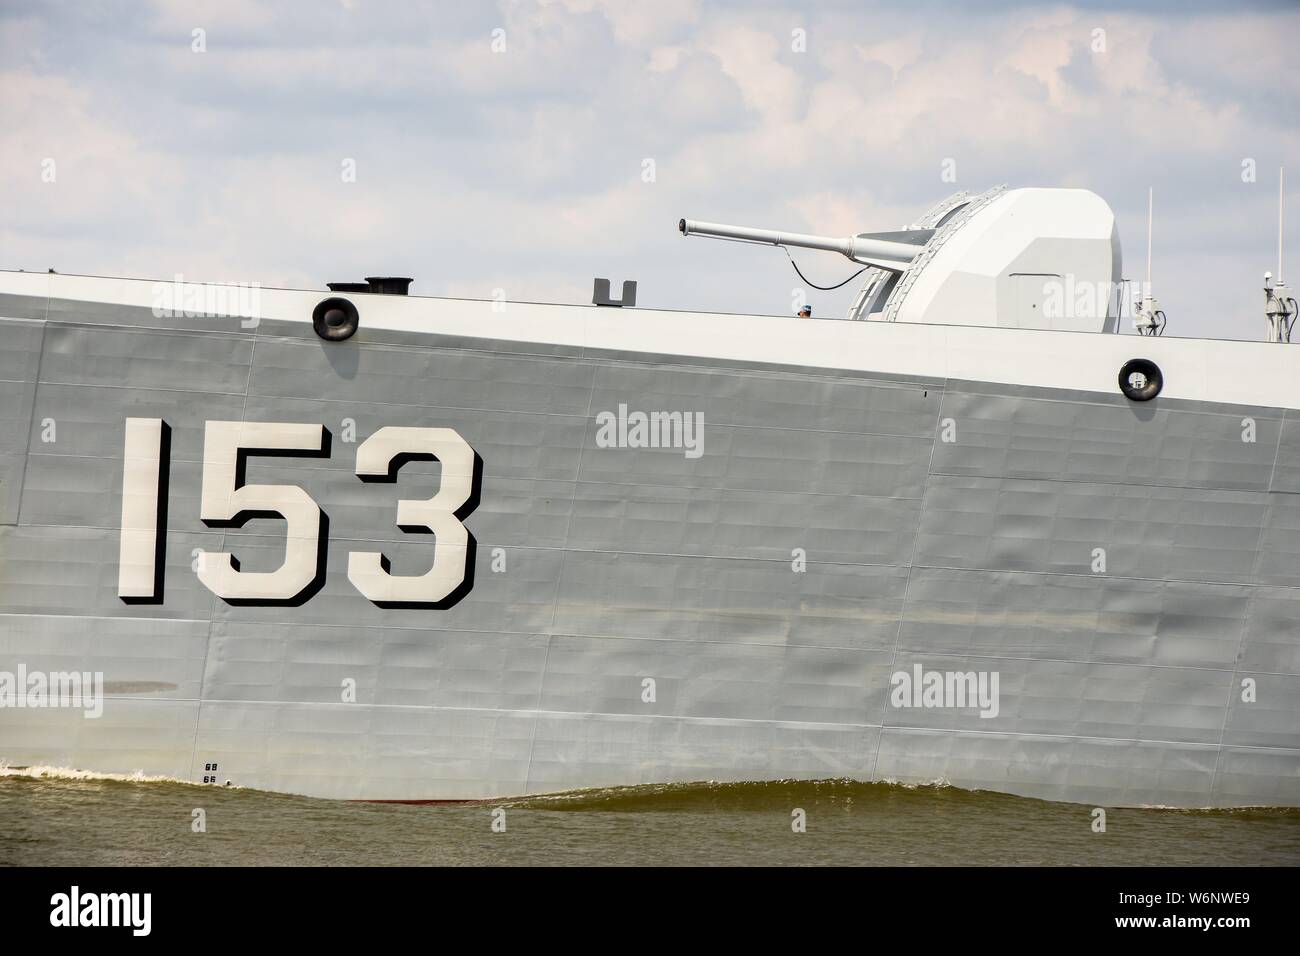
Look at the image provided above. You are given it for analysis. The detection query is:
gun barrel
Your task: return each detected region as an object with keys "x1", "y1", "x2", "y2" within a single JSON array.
[{"x1": 678, "y1": 218, "x2": 929, "y2": 268}]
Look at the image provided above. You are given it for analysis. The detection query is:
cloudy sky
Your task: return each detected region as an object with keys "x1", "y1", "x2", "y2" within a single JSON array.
[{"x1": 3, "y1": 0, "x2": 1297, "y2": 339}]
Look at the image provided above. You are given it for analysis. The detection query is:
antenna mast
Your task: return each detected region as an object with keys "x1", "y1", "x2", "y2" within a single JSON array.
[
  {"x1": 1265, "y1": 166, "x2": 1298, "y2": 342},
  {"x1": 1134, "y1": 187, "x2": 1165, "y2": 335},
  {"x1": 1147, "y1": 187, "x2": 1153, "y2": 290}
]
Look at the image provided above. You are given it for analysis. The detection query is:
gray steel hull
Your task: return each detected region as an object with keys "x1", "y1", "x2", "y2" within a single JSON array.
[{"x1": 1, "y1": 293, "x2": 1297, "y2": 807}]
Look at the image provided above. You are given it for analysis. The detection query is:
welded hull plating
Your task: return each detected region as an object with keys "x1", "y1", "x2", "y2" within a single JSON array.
[{"x1": 0, "y1": 279, "x2": 1297, "y2": 807}]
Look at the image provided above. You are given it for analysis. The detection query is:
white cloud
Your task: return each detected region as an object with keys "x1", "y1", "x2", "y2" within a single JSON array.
[
  {"x1": 147, "y1": 0, "x2": 275, "y2": 34},
  {"x1": 854, "y1": 32, "x2": 924, "y2": 79},
  {"x1": 705, "y1": 23, "x2": 805, "y2": 123}
]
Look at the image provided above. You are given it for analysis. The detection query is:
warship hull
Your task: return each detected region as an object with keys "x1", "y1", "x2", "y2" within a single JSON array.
[{"x1": 1, "y1": 272, "x2": 1298, "y2": 807}]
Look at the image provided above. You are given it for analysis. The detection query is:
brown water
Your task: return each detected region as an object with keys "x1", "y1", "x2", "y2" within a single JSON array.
[{"x1": 3, "y1": 771, "x2": 1298, "y2": 866}]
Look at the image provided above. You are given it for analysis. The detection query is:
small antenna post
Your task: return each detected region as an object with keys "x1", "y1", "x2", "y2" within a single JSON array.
[
  {"x1": 1133, "y1": 187, "x2": 1165, "y2": 336},
  {"x1": 1146, "y1": 187, "x2": 1153, "y2": 290}
]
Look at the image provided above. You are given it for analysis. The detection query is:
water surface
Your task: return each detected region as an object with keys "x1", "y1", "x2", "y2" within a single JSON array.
[{"x1": 3, "y1": 770, "x2": 1297, "y2": 866}]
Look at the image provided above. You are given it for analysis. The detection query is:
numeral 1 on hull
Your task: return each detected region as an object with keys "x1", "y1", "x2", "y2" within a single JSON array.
[{"x1": 117, "y1": 417, "x2": 171, "y2": 603}]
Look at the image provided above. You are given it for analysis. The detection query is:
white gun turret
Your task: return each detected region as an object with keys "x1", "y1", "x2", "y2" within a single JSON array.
[{"x1": 677, "y1": 188, "x2": 1122, "y2": 333}]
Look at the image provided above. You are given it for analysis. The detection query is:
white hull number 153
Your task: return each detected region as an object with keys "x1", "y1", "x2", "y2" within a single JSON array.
[{"x1": 117, "y1": 419, "x2": 481, "y2": 608}]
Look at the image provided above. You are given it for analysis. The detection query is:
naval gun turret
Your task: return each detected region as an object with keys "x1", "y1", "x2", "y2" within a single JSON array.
[{"x1": 679, "y1": 186, "x2": 1123, "y2": 333}]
